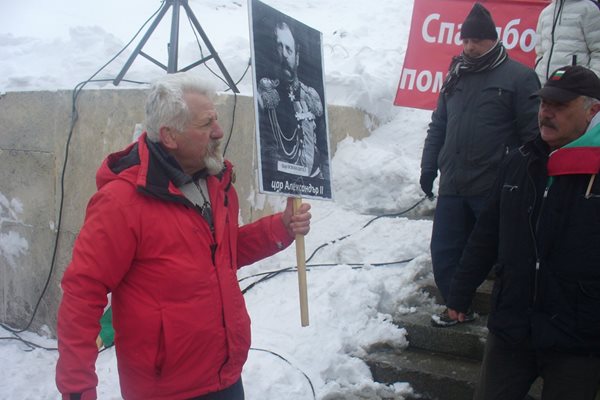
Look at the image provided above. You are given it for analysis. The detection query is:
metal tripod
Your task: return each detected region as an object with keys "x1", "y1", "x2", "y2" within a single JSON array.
[{"x1": 113, "y1": 0, "x2": 239, "y2": 92}]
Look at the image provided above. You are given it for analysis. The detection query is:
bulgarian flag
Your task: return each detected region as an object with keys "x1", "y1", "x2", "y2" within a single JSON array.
[
  {"x1": 547, "y1": 122, "x2": 600, "y2": 176},
  {"x1": 547, "y1": 120, "x2": 600, "y2": 197},
  {"x1": 549, "y1": 69, "x2": 567, "y2": 81}
]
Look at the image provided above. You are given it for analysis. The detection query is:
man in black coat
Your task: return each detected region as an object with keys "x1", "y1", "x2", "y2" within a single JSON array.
[
  {"x1": 447, "y1": 65, "x2": 600, "y2": 399},
  {"x1": 419, "y1": 2, "x2": 540, "y2": 326}
]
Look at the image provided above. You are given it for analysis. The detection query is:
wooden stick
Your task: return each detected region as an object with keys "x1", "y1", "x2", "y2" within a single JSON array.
[
  {"x1": 293, "y1": 197, "x2": 309, "y2": 327},
  {"x1": 585, "y1": 174, "x2": 596, "y2": 199}
]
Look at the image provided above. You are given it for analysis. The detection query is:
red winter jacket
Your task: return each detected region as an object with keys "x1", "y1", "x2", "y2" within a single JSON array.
[{"x1": 56, "y1": 134, "x2": 293, "y2": 399}]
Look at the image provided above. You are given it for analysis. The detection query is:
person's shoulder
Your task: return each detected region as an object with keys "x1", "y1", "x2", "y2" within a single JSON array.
[
  {"x1": 502, "y1": 58, "x2": 538, "y2": 80},
  {"x1": 537, "y1": 2, "x2": 557, "y2": 25},
  {"x1": 573, "y1": 0, "x2": 600, "y2": 10},
  {"x1": 562, "y1": 0, "x2": 600, "y2": 16},
  {"x1": 540, "y1": 1, "x2": 554, "y2": 13},
  {"x1": 298, "y1": 81, "x2": 324, "y2": 115},
  {"x1": 299, "y1": 81, "x2": 319, "y2": 96},
  {"x1": 97, "y1": 177, "x2": 139, "y2": 204},
  {"x1": 503, "y1": 57, "x2": 533, "y2": 71}
]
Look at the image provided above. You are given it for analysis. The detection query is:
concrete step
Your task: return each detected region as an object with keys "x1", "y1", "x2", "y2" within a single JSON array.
[
  {"x1": 394, "y1": 311, "x2": 488, "y2": 361},
  {"x1": 421, "y1": 279, "x2": 495, "y2": 316},
  {"x1": 364, "y1": 277, "x2": 546, "y2": 399},
  {"x1": 365, "y1": 347, "x2": 543, "y2": 400},
  {"x1": 365, "y1": 347, "x2": 480, "y2": 400}
]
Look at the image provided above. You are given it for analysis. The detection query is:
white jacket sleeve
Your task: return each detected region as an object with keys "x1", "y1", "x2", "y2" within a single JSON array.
[{"x1": 582, "y1": 4, "x2": 600, "y2": 77}]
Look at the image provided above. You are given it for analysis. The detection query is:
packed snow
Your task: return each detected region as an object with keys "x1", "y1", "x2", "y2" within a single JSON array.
[{"x1": 0, "y1": 0, "x2": 441, "y2": 398}]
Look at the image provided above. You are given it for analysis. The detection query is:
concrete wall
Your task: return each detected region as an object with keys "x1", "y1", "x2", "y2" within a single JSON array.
[{"x1": 0, "y1": 89, "x2": 374, "y2": 335}]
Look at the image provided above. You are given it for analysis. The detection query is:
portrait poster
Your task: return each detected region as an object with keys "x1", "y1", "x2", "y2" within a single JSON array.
[{"x1": 249, "y1": 0, "x2": 333, "y2": 200}]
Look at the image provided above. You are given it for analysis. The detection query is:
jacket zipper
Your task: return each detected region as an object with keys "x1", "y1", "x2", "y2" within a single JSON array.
[{"x1": 532, "y1": 184, "x2": 550, "y2": 304}]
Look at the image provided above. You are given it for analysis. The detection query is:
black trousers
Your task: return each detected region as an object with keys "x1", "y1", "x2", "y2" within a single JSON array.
[
  {"x1": 474, "y1": 332, "x2": 600, "y2": 400},
  {"x1": 187, "y1": 378, "x2": 244, "y2": 400}
]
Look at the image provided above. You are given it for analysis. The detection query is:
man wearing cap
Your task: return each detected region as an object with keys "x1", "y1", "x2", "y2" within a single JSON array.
[
  {"x1": 446, "y1": 65, "x2": 600, "y2": 399},
  {"x1": 420, "y1": 2, "x2": 540, "y2": 326}
]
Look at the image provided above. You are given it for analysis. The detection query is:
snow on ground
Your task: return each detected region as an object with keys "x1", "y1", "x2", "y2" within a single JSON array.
[{"x1": 0, "y1": 0, "x2": 441, "y2": 398}]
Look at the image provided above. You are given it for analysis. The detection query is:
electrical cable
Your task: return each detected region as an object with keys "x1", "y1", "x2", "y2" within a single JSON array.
[
  {"x1": 250, "y1": 347, "x2": 316, "y2": 400},
  {"x1": 0, "y1": 1, "x2": 165, "y2": 338},
  {"x1": 185, "y1": 13, "x2": 251, "y2": 158},
  {"x1": 240, "y1": 195, "x2": 430, "y2": 294},
  {"x1": 2, "y1": 192, "x2": 427, "y2": 346},
  {"x1": 306, "y1": 195, "x2": 429, "y2": 264},
  {"x1": 186, "y1": 13, "x2": 232, "y2": 89},
  {"x1": 223, "y1": 90, "x2": 238, "y2": 157},
  {"x1": 0, "y1": 330, "x2": 58, "y2": 352},
  {"x1": 0, "y1": 8, "x2": 429, "y2": 395},
  {"x1": 240, "y1": 258, "x2": 416, "y2": 295},
  {"x1": 1, "y1": 0, "x2": 249, "y2": 353},
  {"x1": 222, "y1": 59, "x2": 251, "y2": 156}
]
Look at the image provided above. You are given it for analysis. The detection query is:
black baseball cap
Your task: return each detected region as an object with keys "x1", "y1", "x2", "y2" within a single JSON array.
[{"x1": 531, "y1": 65, "x2": 600, "y2": 103}]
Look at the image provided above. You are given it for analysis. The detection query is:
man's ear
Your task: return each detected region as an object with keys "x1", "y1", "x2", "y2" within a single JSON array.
[{"x1": 159, "y1": 126, "x2": 177, "y2": 150}]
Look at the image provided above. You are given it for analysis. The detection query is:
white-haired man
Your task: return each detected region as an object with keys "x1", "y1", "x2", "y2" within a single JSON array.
[{"x1": 56, "y1": 72, "x2": 311, "y2": 400}]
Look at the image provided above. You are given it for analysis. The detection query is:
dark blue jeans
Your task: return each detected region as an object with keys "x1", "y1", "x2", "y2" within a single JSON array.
[
  {"x1": 430, "y1": 194, "x2": 487, "y2": 303},
  {"x1": 187, "y1": 378, "x2": 244, "y2": 400}
]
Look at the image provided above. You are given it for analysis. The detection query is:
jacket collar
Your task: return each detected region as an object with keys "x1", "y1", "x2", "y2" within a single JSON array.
[
  {"x1": 519, "y1": 136, "x2": 550, "y2": 160},
  {"x1": 100, "y1": 133, "x2": 230, "y2": 206}
]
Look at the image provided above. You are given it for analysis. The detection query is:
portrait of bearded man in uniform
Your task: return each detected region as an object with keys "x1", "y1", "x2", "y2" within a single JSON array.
[
  {"x1": 251, "y1": 0, "x2": 332, "y2": 199},
  {"x1": 257, "y1": 20, "x2": 325, "y2": 178},
  {"x1": 253, "y1": 22, "x2": 323, "y2": 178}
]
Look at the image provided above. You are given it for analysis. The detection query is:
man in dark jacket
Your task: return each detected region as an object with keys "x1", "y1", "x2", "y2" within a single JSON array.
[
  {"x1": 55, "y1": 72, "x2": 312, "y2": 400},
  {"x1": 447, "y1": 65, "x2": 600, "y2": 399},
  {"x1": 419, "y1": 2, "x2": 540, "y2": 326}
]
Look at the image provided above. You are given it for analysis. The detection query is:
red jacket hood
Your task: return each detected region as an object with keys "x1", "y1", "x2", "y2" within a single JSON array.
[{"x1": 95, "y1": 132, "x2": 233, "y2": 204}]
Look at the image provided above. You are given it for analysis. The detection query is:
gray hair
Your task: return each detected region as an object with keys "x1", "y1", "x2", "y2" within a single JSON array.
[
  {"x1": 145, "y1": 72, "x2": 216, "y2": 142},
  {"x1": 583, "y1": 95, "x2": 600, "y2": 110}
]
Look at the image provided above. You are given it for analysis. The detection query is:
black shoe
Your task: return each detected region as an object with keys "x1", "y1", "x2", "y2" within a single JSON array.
[{"x1": 431, "y1": 308, "x2": 477, "y2": 327}]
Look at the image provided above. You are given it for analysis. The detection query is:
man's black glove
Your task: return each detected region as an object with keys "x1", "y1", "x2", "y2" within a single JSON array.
[{"x1": 419, "y1": 171, "x2": 437, "y2": 198}]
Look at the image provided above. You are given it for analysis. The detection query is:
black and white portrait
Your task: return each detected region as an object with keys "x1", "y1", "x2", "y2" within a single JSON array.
[{"x1": 250, "y1": 0, "x2": 332, "y2": 200}]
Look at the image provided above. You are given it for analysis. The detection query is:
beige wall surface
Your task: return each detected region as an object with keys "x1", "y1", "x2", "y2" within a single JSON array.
[{"x1": 0, "y1": 89, "x2": 374, "y2": 335}]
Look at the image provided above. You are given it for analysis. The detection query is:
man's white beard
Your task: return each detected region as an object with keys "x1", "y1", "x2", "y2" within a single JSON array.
[{"x1": 204, "y1": 140, "x2": 224, "y2": 175}]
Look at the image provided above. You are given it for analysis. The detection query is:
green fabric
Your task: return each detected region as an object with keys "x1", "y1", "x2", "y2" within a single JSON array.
[
  {"x1": 563, "y1": 121, "x2": 600, "y2": 149},
  {"x1": 99, "y1": 307, "x2": 114, "y2": 347},
  {"x1": 546, "y1": 121, "x2": 600, "y2": 187}
]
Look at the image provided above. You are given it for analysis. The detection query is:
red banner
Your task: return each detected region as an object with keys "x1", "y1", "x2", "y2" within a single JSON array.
[{"x1": 394, "y1": 0, "x2": 550, "y2": 110}]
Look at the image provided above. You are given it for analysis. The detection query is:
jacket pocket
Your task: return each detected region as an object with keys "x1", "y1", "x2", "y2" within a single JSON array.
[{"x1": 476, "y1": 85, "x2": 513, "y2": 117}]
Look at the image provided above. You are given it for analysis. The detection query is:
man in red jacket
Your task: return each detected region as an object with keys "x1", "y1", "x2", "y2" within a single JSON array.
[{"x1": 55, "y1": 72, "x2": 312, "y2": 400}]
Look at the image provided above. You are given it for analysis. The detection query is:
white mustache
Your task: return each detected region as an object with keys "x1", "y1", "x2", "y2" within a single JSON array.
[{"x1": 208, "y1": 140, "x2": 221, "y2": 155}]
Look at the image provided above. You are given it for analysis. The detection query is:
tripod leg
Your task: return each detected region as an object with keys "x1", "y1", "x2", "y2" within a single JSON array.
[
  {"x1": 182, "y1": 1, "x2": 240, "y2": 93},
  {"x1": 113, "y1": 2, "x2": 172, "y2": 85},
  {"x1": 167, "y1": 0, "x2": 182, "y2": 73}
]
